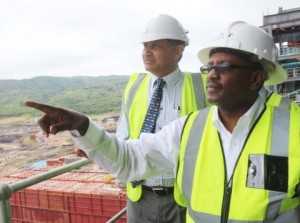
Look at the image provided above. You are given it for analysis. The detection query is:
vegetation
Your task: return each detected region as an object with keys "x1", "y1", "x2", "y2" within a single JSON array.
[{"x1": 0, "y1": 75, "x2": 129, "y2": 117}]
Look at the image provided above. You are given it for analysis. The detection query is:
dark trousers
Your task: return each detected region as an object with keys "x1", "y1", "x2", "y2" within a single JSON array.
[{"x1": 127, "y1": 189, "x2": 186, "y2": 223}]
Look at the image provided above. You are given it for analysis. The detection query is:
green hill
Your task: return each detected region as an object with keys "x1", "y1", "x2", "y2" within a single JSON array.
[{"x1": 0, "y1": 75, "x2": 129, "y2": 117}]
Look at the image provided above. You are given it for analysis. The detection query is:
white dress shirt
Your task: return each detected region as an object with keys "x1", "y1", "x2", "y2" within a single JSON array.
[
  {"x1": 116, "y1": 68, "x2": 184, "y2": 186},
  {"x1": 116, "y1": 68, "x2": 184, "y2": 139},
  {"x1": 212, "y1": 88, "x2": 269, "y2": 179},
  {"x1": 76, "y1": 88, "x2": 270, "y2": 183}
]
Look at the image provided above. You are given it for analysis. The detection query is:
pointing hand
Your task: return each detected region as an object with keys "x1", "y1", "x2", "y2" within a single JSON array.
[{"x1": 25, "y1": 101, "x2": 89, "y2": 136}]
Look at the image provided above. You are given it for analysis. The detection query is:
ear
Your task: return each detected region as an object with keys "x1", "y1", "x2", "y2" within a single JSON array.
[
  {"x1": 249, "y1": 71, "x2": 266, "y2": 91},
  {"x1": 175, "y1": 45, "x2": 185, "y2": 62}
]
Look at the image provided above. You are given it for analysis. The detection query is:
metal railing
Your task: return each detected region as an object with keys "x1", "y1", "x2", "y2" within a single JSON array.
[
  {"x1": 279, "y1": 47, "x2": 300, "y2": 57},
  {"x1": 282, "y1": 89, "x2": 300, "y2": 104},
  {"x1": 0, "y1": 159, "x2": 127, "y2": 223},
  {"x1": 283, "y1": 89, "x2": 300, "y2": 98},
  {"x1": 107, "y1": 207, "x2": 127, "y2": 223}
]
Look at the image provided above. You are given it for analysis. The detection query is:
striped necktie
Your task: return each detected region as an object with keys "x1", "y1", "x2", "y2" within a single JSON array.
[
  {"x1": 141, "y1": 78, "x2": 166, "y2": 133},
  {"x1": 131, "y1": 78, "x2": 165, "y2": 187}
]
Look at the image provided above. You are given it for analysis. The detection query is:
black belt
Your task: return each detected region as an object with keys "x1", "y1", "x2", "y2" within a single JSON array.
[{"x1": 142, "y1": 185, "x2": 174, "y2": 196}]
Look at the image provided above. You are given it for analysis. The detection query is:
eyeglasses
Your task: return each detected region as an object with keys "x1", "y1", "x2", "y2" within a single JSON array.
[{"x1": 200, "y1": 62, "x2": 255, "y2": 74}]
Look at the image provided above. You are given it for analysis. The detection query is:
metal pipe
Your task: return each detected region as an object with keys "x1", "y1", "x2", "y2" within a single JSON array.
[
  {"x1": 0, "y1": 159, "x2": 91, "y2": 223},
  {"x1": 106, "y1": 207, "x2": 127, "y2": 223},
  {"x1": 10, "y1": 159, "x2": 90, "y2": 193},
  {"x1": 0, "y1": 184, "x2": 12, "y2": 223},
  {"x1": 283, "y1": 89, "x2": 300, "y2": 97}
]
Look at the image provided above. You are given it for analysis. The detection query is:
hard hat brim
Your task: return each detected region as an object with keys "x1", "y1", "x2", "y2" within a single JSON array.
[
  {"x1": 142, "y1": 34, "x2": 189, "y2": 45},
  {"x1": 264, "y1": 63, "x2": 287, "y2": 86}
]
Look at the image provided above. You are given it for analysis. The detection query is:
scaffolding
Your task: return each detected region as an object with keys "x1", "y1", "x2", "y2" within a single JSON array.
[{"x1": 262, "y1": 7, "x2": 300, "y2": 104}]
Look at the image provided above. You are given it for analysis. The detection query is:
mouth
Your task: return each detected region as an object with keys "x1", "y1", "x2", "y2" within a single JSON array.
[
  {"x1": 207, "y1": 82, "x2": 220, "y2": 91},
  {"x1": 144, "y1": 58, "x2": 153, "y2": 63},
  {"x1": 144, "y1": 60, "x2": 153, "y2": 64},
  {"x1": 206, "y1": 82, "x2": 223, "y2": 98}
]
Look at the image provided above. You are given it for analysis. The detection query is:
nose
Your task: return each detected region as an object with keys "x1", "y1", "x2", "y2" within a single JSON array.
[
  {"x1": 143, "y1": 45, "x2": 148, "y2": 52},
  {"x1": 143, "y1": 45, "x2": 151, "y2": 55},
  {"x1": 207, "y1": 68, "x2": 219, "y2": 80}
]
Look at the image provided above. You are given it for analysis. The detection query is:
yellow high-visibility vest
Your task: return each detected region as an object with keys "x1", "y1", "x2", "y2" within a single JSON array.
[
  {"x1": 123, "y1": 72, "x2": 207, "y2": 202},
  {"x1": 175, "y1": 93, "x2": 300, "y2": 222}
]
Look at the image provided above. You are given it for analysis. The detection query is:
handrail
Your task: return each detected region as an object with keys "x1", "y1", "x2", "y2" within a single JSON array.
[
  {"x1": 279, "y1": 47, "x2": 300, "y2": 56},
  {"x1": 283, "y1": 89, "x2": 300, "y2": 97},
  {"x1": 11, "y1": 159, "x2": 91, "y2": 192},
  {"x1": 0, "y1": 158, "x2": 127, "y2": 223},
  {"x1": 106, "y1": 207, "x2": 127, "y2": 223},
  {"x1": 0, "y1": 159, "x2": 92, "y2": 222}
]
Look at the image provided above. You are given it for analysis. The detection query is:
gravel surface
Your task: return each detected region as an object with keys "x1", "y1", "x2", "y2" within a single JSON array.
[{"x1": 0, "y1": 114, "x2": 118, "y2": 177}]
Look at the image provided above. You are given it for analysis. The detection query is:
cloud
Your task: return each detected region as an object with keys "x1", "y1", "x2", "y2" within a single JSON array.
[{"x1": 0, "y1": 0, "x2": 298, "y2": 79}]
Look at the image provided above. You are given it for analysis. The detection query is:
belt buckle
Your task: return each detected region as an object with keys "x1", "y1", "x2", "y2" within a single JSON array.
[
  {"x1": 152, "y1": 187, "x2": 167, "y2": 196},
  {"x1": 152, "y1": 187, "x2": 164, "y2": 191}
]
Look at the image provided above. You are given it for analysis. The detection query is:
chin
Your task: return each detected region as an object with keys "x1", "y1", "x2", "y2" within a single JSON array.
[
  {"x1": 145, "y1": 65, "x2": 154, "y2": 72},
  {"x1": 208, "y1": 96, "x2": 221, "y2": 105}
]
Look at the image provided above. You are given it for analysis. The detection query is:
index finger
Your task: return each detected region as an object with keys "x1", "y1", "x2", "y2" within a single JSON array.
[{"x1": 25, "y1": 101, "x2": 58, "y2": 114}]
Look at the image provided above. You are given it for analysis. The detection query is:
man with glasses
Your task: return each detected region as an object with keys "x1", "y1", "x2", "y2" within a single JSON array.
[{"x1": 26, "y1": 21, "x2": 300, "y2": 222}]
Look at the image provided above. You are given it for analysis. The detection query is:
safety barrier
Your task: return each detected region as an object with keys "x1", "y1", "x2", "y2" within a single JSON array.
[{"x1": 0, "y1": 159, "x2": 126, "y2": 223}]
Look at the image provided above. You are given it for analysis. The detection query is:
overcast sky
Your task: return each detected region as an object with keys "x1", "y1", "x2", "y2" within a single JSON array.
[{"x1": 0, "y1": 0, "x2": 298, "y2": 80}]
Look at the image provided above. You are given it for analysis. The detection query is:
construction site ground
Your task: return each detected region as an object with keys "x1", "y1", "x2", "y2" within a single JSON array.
[{"x1": 0, "y1": 113, "x2": 119, "y2": 178}]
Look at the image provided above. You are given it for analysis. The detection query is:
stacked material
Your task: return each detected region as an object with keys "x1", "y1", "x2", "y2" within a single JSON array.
[{"x1": 1, "y1": 162, "x2": 126, "y2": 223}]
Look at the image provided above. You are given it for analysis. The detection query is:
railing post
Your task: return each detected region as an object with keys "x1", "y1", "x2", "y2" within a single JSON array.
[{"x1": 0, "y1": 183, "x2": 13, "y2": 223}]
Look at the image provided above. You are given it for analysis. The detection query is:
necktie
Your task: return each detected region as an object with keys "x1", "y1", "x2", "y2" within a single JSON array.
[
  {"x1": 141, "y1": 78, "x2": 166, "y2": 133},
  {"x1": 130, "y1": 78, "x2": 165, "y2": 187}
]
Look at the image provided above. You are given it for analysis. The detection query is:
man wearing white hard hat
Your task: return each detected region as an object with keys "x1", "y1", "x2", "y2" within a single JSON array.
[
  {"x1": 115, "y1": 14, "x2": 207, "y2": 222},
  {"x1": 26, "y1": 21, "x2": 300, "y2": 223}
]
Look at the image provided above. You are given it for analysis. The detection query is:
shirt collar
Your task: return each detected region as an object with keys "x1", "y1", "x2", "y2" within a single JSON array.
[
  {"x1": 212, "y1": 87, "x2": 269, "y2": 134},
  {"x1": 149, "y1": 68, "x2": 182, "y2": 89}
]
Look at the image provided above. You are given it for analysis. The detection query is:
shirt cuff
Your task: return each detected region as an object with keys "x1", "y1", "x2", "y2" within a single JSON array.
[{"x1": 74, "y1": 120, "x2": 106, "y2": 154}]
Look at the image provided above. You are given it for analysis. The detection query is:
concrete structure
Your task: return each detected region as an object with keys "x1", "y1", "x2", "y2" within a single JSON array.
[{"x1": 262, "y1": 7, "x2": 300, "y2": 103}]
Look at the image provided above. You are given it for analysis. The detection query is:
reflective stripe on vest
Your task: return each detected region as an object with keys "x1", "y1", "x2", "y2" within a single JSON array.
[
  {"x1": 176, "y1": 93, "x2": 300, "y2": 222},
  {"x1": 124, "y1": 72, "x2": 207, "y2": 202},
  {"x1": 180, "y1": 73, "x2": 206, "y2": 116},
  {"x1": 124, "y1": 73, "x2": 147, "y2": 116},
  {"x1": 124, "y1": 73, "x2": 150, "y2": 140},
  {"x1": 188, "y1": 206, "x2": 300, "y2": 223}
]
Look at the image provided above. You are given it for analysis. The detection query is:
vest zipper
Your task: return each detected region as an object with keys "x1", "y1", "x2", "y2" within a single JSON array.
[
  {"x1": 221, "y1": 180, "x2": 232, "y2": 223},
  {"x1": 219, "y1": 133, "x2": 232, "y2": 223}
]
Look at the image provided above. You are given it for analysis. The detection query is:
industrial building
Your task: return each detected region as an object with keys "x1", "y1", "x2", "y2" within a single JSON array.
[{"x1": 262, "y1": 7, "x2": 300, "y2": 103}]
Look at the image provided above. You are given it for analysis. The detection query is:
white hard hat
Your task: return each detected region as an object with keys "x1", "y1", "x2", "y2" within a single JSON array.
[
  {"x1": 198, "y1": 21, "x2": 287, "y2": 85},
  {"x1": 142, "y1": 14, "x2": 189, "y2": 45}
]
